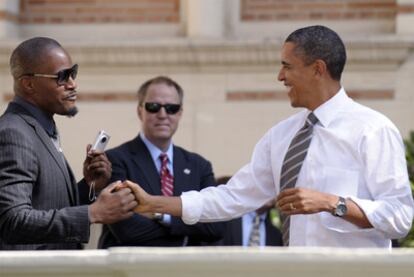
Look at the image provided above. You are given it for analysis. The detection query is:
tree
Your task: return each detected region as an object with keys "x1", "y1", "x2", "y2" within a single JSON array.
[{"x1": 401, "y1": 131, "x2": 414, "y2": 247}]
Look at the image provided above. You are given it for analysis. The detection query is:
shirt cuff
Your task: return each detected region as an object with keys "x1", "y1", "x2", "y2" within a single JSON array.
[
  {"x1": 320, "y1": 196, "x2": 377, "y2": 233},
  {"x1": 181, "y1": 190, "x2": 203, "y2": 225},
  {"x1": 348, "y1": 196, "x2": 383, "y2": 228}
]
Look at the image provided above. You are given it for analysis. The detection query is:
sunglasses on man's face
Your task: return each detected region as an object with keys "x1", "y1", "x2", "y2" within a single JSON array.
[
  {"x1": 144, "y1": 102, "x2": 181, "y2": 115},
  {"x1": 23, "y1": 64, "x2": 78, "y2": 86}
]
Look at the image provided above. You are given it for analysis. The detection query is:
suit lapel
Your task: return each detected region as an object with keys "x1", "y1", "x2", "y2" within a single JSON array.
[
  {"x1": 14, "y1": 106, "x2": 76, "y2": 205},
  {"x1": 172, "y1": 147, "x2": 193, "y2": 196},
  {"x1": 130, "y1": 137, "x2": 161, "y2": 195}
]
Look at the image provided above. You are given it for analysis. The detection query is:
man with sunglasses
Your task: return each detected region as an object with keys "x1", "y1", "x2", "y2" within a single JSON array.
[
  {"x1": 0, "y1": 37, "x2": 137, "y2": 250},
  {"x1": 93, "y1": 76, "x2": 224, "y2": 248}
]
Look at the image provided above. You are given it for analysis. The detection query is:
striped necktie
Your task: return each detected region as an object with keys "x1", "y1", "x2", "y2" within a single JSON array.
[
  {"x1": 280, "y1": 112, "x2": 318, "y2": 246},
  {"x1": 160, "y1": 153, "x2": 174, "y2": 196},
  {"x1": 248, "y1": 214, "x2": 262, "y2": 246}
]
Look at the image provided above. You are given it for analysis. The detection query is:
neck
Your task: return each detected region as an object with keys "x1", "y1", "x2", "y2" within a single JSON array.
[
  {"x1": 151, "y1": 138, "x2": 171, "y2": 152},
  {"x1": 15, "y1": 94, "x2": 54, "y2": 119},
  {"x1": 308, "y1": 81, "x2": 341, "y2": 111}
]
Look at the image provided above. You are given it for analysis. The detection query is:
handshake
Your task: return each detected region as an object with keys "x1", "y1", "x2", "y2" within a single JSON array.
[
  {"x1": 113, "y1": 180, "x2": 149, "y2": 213},
  {"x1": 88, "y1": 180, "x2": 155, "y2": 224},
  {"x1": 84, "y1": 148, "x2": 180, "y2": 225}
]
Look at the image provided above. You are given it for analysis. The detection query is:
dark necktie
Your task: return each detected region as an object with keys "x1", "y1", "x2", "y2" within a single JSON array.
[
  {"x1": 159, "y1": 153, "x2": 174, "y2": 196},
  {"x1": 280, "y1": 112, "x2": 318, "y2": 246},
  {"x1": 49, "y1": 128, "x2": 66, "y2": 166},
  {"x1": 50, "y1": 128, "x2": 62, "y2": 153}
]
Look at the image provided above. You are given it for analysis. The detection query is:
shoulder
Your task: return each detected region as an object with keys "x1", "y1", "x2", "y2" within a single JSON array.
[
  {"x1": 0, "y1": 113, "x2": 32, "y2": 141},
  {"x1": 174, "y1": 145, "x2": 211, "y2": 165},
  {"x1": 0, "y1": 110, "x2": 24, "y2": 127},
  {"x1": 106, "y1": 138, "x2": 138, "y2": 159},
  {"x1": 344, "y1": 101, "x2": 400, "y2": 135}
]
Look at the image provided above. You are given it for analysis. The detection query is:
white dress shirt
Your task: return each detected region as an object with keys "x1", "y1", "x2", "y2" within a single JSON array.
[{"x1": 181, "y1": 88, "x2": 414, "y2": 248}]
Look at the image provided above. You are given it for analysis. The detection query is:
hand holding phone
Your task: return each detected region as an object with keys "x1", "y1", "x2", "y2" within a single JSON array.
[
  {"x1": 88, "y1": 130, "x2": 111, "y2": 201},
  {"x1": 91, "y1": 130, "x2": 110, "y2": 152}
]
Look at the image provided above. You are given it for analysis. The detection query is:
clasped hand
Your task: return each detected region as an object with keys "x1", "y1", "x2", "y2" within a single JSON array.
[{"x1": 113, "y1": 180, "x2": 152, "y2": 214}]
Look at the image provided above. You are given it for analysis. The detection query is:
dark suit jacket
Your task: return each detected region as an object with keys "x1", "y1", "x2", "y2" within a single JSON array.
[
  {"x1": 96, "y1": 135, "x2": 224, "y2": 248},
  {"x1": 218, "y1": 212, "x2": 283, "y2": 246},
  {"x1": 0, "y1": 102, "x2": 90, "y2": 250}
]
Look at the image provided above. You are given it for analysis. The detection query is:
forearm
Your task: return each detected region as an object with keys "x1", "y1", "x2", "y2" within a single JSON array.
[
  {"x1": 277, "y1": 188, "x2": 373, "y2": 229},
  {"x1": 342, "y1": 198, "x2": 372, "y2": 228},
  {"x1": 148, "y1": 195, "x2": 183, "y2": 217},
  {"x1": 0, "y1": 206, "x2": 90, "y2": 244},
  {"x1": 318, "y1": 193, "x2": 372, "y2": 228}
]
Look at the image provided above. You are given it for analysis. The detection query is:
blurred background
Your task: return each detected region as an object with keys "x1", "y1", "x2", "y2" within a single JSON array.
[{"x1": 0, "y1": 0, "x2": 413, "y2": 248}]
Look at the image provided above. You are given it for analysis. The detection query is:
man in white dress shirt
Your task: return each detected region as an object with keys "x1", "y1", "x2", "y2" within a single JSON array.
[{"x1": 123, "y1": 25, "x2": 414, "y2": 248}]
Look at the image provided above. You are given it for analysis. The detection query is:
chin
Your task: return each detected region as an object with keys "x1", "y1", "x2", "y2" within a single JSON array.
[
  {"x1": 155, "y1": 133, "x2": 172, "y2": 140},
  {"x1": 59, "y1": 106, "x2": 78, "y2": 117},
  {"x1": 290, "y1": 101, "x2": 299, "y2": 108}
]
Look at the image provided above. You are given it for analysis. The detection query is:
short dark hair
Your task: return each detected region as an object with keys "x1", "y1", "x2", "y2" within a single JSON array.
[
  {"x1": 137, "y1": 76, "x2": 184, "y2": 106},
  {"x1": 285, "y1": 25, "x2": 346, "y2": 81},
  {"x1": 10, "y1": 37, "x2": 63, "y2": 79}
]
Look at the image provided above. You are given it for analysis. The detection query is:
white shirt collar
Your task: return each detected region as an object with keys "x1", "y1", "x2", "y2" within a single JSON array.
[
  {"x1": 140, "y1": 133, "x2": 173, "y2": 164},
  {"x1": 313, "y1": 87, "x2": 352, "y2": 128}
]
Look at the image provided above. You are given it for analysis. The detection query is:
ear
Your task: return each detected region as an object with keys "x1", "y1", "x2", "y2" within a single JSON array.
[
  {"x1": 19, "y1": 76, "x2": 35, "y2": 94},
  {"x1": 177, "y1": 107, "x2": 183, "y2": 118},
  {"x1": 137, "y1": 104, "x2": 143, "y2": 120},
  {"x1": 313, "y1": 59, "x2": 327, "y2": 78}
]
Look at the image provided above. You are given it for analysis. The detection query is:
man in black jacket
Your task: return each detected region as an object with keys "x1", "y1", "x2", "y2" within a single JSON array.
[
  {"x1": 95, "y1": 76, "x2": 224, "y2": 247},
  {"x1": 0, "y1": 37, "x2": 137, "y2": 250}
]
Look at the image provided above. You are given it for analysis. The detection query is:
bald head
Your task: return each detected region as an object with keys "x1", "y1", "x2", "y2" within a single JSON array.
[{"x1": 10, "y1": 37, "x2": 63, "y2": 80}]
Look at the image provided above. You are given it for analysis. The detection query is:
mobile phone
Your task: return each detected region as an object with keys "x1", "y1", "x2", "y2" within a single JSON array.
[{"x1": 91, "y1": 130, "x2": 110, "y2": 151}]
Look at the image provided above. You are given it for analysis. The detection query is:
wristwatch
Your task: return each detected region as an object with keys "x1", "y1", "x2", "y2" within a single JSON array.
[
  {"x1": 153, "y1": 213, "x2": 164, "y2": 221},
  {"x1": 333, "y1": 196, "x2": 347, "y2": 217}
]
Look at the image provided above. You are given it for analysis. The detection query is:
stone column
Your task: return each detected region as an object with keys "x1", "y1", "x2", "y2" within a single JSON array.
[
  {"x1": 183, "y1": 0, "x2": 226, "y2": 38},
  {"x1": 0, "y1": 0, "x2": 20, "y2": 39},
  {"x1": 396, "y1": 0, "x2": 414, "y2": 34}
]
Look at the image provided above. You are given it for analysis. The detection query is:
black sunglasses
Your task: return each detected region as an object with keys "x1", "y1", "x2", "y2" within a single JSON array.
[
  {"x1": 22, "y1": 64, "x2": 78, "y2": 86},
  {"x1": 144, "y1": 102, "x2": 181, "y2": 115}
]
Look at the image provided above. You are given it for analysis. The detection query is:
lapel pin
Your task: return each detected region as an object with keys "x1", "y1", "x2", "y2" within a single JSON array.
[{"x1": 183, "y1": 168, "x2": 191, "y2": 175}]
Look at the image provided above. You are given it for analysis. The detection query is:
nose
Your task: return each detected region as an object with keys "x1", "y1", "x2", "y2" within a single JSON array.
[
  {"x1": 156, "y1": 106, "x2": 168, "y2": 118},
  {"x1": 65, "y1": 76, "x2": 77, "y2": 90},
  {"x1": 277, "y1": 68, "x2": 284, "y2": 82}
]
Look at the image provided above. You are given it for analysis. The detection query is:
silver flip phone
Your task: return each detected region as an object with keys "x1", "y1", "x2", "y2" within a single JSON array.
[{"x1": 91, "y1": 130, "x2": 110, "y2": 151}]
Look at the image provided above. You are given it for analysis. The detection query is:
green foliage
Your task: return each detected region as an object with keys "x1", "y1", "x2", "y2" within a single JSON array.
[
  {"x1": 400, "y1": 131, "x2": 414, "y2": 247},
  {"x1": 405, "y1": 131, "x2": 414, "y2": 182}
]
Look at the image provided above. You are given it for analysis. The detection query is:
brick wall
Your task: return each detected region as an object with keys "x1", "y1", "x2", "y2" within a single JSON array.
[
  {"x1": 19, "y1": 0, "x2": 180, "y2": 24},
  {"x1": 0, "y1": 10, "x2": 19, "y2": 23},
  {"x1": 241, "y1": 0, "x2": 396, "y2": 21}
]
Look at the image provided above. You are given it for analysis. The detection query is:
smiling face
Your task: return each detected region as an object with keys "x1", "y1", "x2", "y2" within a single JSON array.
[
  {"x1": 138, "y1": 82, "x2": 182, "y2": 151},
  {"x1": 277, "y1": 42, "x2": 319, "y2": 110},
  {"x1": 27, "y1": 47, "x2": 78, "y2": 117}
]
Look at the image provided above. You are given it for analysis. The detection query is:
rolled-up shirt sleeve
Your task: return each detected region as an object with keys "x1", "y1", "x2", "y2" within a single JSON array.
[
  {"x1": 181, "y1": 190, "x2": 204, "y2": 225},
  {"x1": 352, "y1": 125, "x2": 414, "y2": 238}
]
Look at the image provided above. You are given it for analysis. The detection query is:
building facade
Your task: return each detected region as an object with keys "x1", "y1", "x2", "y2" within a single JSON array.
[{"x1": 0, "y1": 0, "x2": 413, "y2": 196}]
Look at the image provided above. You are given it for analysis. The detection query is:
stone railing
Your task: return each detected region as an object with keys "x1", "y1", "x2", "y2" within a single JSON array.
[{"x1": 1, "y1": 247, "x2": 414, "y2": 277}]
